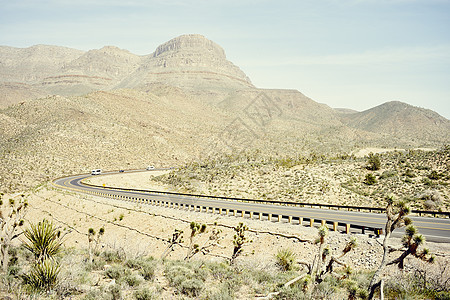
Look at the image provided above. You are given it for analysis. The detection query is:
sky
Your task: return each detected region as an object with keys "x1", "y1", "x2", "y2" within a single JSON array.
[{"x1": 1, "y1": 0, "x2": 449, "y2": 118}]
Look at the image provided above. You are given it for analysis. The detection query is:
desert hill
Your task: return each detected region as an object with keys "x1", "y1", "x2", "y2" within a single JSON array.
[
  {"x1": 118, "y1": 34, "x2": 253, "y2": 92},
  {"x1": 0, "y1": 34, "x2": 449, "y2": 193},
  {"x1": 340, "y1": 101, "x2": 450, "y2": 144}
]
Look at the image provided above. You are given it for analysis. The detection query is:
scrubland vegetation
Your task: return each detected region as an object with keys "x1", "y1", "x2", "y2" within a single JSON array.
[
  {"x1": 152, "y1": 147, "x2": 449, "y2": 211},
  {"x1": 0, "y1": 191, "x2": 448, "y2": 299}
]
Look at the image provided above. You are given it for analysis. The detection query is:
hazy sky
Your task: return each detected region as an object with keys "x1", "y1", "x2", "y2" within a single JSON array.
[{"x1": 1, "y1": 0, "x2": 449, "y2": 118}]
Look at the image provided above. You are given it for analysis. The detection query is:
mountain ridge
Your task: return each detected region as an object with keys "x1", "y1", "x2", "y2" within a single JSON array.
[{"x1": 0, "y1": 34, "x2": 449, "y2": 192}]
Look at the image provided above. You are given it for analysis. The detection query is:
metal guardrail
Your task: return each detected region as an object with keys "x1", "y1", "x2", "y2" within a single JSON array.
[
  {"x1": 77, "y1": 187, "x2": 384, "y2": 236},
  {"x1": 80, "y1": 181, "x2": 449, "y2": 218}
]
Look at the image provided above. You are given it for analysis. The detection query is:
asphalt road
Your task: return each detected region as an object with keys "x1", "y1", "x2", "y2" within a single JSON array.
[{"x1": 53, "y1": 171, "x2": 450, "y2": 243}]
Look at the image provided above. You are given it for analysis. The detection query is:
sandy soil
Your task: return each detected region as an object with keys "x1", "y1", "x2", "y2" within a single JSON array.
[{"x1": 352, "y1": 147, "x2": 436, "y2": 158}]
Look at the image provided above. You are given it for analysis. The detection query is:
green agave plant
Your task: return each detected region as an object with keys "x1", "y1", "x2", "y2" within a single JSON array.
[
  {"x1": 23, "y1": 259, "x2": 60, "y2": 292},
  {"x1": 23, "y1": 219, "x2": 63, "y2": 262}
]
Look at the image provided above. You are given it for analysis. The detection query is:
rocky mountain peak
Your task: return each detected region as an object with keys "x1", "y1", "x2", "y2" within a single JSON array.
[{"x1": 153, "y1": 34, "x2": 225, "y2": 58}]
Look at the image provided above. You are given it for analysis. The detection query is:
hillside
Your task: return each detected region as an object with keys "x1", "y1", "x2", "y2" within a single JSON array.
[
  {"x1": 0, "y1": 34, "x2": 449, "y2": 193},
  {"x1": 341, "y1": 101, "x2": 450, "y2": 144}
]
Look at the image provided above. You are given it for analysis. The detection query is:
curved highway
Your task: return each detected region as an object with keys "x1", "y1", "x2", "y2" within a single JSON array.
[{"x1": 54, "y1": 171, "x2": 450, "y2": 243}]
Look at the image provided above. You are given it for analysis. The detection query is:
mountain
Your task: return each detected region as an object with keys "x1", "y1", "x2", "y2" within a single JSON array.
[
  {"x1": 0, "y1": 34, "x2": 449, "y2": 193},
  {"x1": 0, "y1": 44, "x2": 85, "y2": 83},
  {"x1": 340, "y1": 101, "x2": 450, "y2": 144},
  {"x1": 118, "y1": 34, "x2": 253, "y2": 91}
]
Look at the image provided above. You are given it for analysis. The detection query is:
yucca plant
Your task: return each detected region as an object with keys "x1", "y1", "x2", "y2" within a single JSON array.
[
  {"x1": 275, "y1": 249, "x2": 297, "y2": 272},
  {"x1": 23, "y1": 219, "x2": 63, "y2": 262},
  {"x1": 22, "y1": 259, "x2": 60, "y2": 292}
]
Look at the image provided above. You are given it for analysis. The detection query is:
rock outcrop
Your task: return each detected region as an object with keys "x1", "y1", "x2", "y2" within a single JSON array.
[{"x1": 118, "y1": 34, "x2": 253, "y2": 91}]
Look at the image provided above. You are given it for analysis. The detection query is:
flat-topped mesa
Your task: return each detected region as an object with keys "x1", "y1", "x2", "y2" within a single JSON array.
[
  {"x1": 125, "y1": 34, "x2": 254, "y2": 90},
  {"x1": 153, "y1": 34, "x2": 226, "y2": 59}
]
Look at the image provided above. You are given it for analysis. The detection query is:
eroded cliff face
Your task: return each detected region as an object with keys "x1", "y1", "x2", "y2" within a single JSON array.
[
  {"x1": 118, "y1": 34, "x2": 254, "y2": 91},
  {"x1": 0, "y1": 34, "x2": 254, "y2": 100},
  {"x1": 153, "y1": 34, "x2": 226, "y2": 58}
]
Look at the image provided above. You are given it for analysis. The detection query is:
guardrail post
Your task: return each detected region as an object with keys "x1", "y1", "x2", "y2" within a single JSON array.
[
  {"x1": 249, "y1": 212, "x2": 253, "y2": 219},
  {"x1": 288, "y1": 216, "x2": 292, "y2": 223},
  {"x1": 299, "y1": 217, "x2": 303, "y2": 225},
  {"x1": 345, "y1": 224, "x2": 350, "y2": 234},
  {"x1": 241, "y1": 211, "x2": 245, "y2": 218},
  {"x1": 321, "y1": 220, "x2": 326, "y2": 227},
  {"x1": 219, "y1": 208, "x2": 222, "y2": 215},
  {"x1": 278, "y1": 215, "x2": 282, "y2": 222},
  {"x1": 226, "y1": 209, "x2": 229, "y2": 216},
  {"x1": 333, "y1": 222, "x2": 338, "y2": 231},
  {"x1": 268, "y1": 214, "x2": 272, "y2": 221},
  {"x1": 361, "y1": 226, "x2": 365, "y2": 234},
  {"x1": 259, "y1": 212, "x2": 262, "y2": 220},
  {"x1": 310, "y1": 218, "x2": 314, "y2": 227}
]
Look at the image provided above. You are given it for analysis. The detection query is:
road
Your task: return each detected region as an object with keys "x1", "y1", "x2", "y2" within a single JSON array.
[{"x1": 53, "y1": 171, "x2": 450, "y2": 243}]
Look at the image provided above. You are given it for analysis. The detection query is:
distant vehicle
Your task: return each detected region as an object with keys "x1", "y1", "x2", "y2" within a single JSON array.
[
  {"x1": 146, "y1": 166, "x2": 155, "y2": 170},
  {"x1": 91, "y1": 169, "x2": 102, "y2": 175},
  {"x1": 119, "y1": 170, "x2": 124, "y2": 173}
]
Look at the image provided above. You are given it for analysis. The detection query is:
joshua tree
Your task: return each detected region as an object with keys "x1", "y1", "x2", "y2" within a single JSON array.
[
  {"x1": 0, "y1": 193, "x2": 28, "y2": 273},
  {"x1": 185, "y1": 223, "x2": 223, "y2": 260},
  {"x1": 185, "y1": 221, "x2": 207, "y2": 260},
  {"x1": 161, "y1": 229, "x2": 183, "y2": 260},
  {"x1": 368, "y1": 195, "x2": 434, "y2": 300},
  {"x1": 230, "y1": 222, "x2": 248, "y2": 265},
  {"x1": 88, "y1": 226, "x2": 105, "y2": 262},
  {"x1": 298, "y1": 226, "x2": 357, "y2": 284}
]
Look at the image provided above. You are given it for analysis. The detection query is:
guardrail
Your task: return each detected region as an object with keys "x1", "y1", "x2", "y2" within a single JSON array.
[
  {"x1": 76, "y1": 186, "x2": 384, "y2": 236},
  {"x1": 80, "y1": 181, "x2": 449, "y2": 218}
]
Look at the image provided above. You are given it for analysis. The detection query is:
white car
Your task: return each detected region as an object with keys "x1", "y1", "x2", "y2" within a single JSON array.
[
  {"x1": 146, "y1": 166, "x2": 155, "y2": 170},
  {"x1": 91, "y1": 169, "x2": 102, "y2": 175}
]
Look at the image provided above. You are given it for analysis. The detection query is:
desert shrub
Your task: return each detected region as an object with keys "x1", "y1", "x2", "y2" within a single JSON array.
[
  {"x1": 165, "y1": 261, "x2": 207, "y2": 296},
  {"x1": 126, "y1": 257, "x2": 143, "y2": 269},
  {"x1": 274, "y1": 285, "x2": 306, "y2": 300},
  {"x1": 139, "y1": 261, "x2": 156, "y2": 281},
  {"x1": 380, "y1": 170, "x2": 397, "y2": 179},
  {"x1": 85, "y1": 257, "x2": 106, "y2": 271},
  {"x1": 312, "y1": 278, "x2": 338, "y2": 299},
  {"x1": 422, "y1": 177, "x2": 436, "y2": 187},
  {"x1": 366, "y1": 154, "x2": 381, "y2": 171},
  {"x1": 403, "y1": 169, "x2": 416, "y2": 178},
  {"x1": 102, "y1": 249, "x2": 126, "y2": 263},
  {"x1": 205, "y1": 287, "x2": 234, "y2": 300},
  {"x1": 418, "y1": 190, "x2": 443, "y2": 210},
  {"x1": 109, "y1": 284, "x2": 122, "y2": 300},
  {"x1": 134, "y1": 288, "x2": 157, "y2": 300},
  {"x1": 428, "y1": 170, "x2": 440, "y2": 180},
  {"x1": 105, "y1": 264, "x2": 129, "y2": 280},
  {"x1": 179, "y1": 278, "x2": 204, "y2": 297},
  {"x1": 364, "y1": 173, "x2": 377, "y2": 185},
  {"x1": 416, "y1": 165, "x2": 431, "y2": 171},
  {"x1": 123, "y1": 273, "x2": 142, "y2": 287},
  {"x1": 275, "y1": 248, "x2": 297, "y2": 271},
  {"x1": 83, "y1": 290, "x2": 102, "y2": 300},
  {"x1": 250, "y1": 268, "x2": 274, "y2": 285}
]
